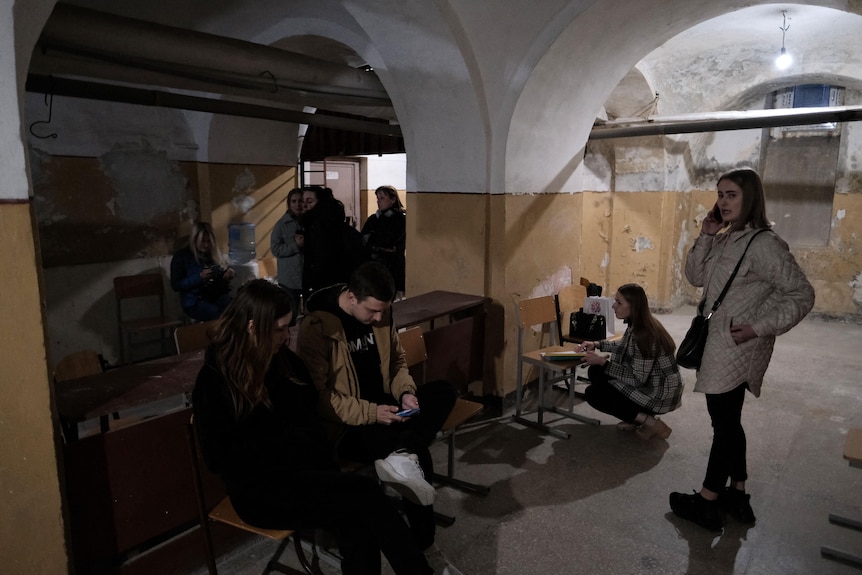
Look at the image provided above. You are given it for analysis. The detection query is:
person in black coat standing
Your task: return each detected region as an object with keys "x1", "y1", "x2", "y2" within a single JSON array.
[
  {"x1": 300, "y1": 186, "x2": 367, "y2": 296},
  {"x1": 361, "y1": 185, "x2": 406, "y2": 297}
]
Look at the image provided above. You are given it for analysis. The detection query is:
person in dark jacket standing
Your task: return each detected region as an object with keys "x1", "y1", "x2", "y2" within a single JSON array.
[
  {"x1": 301, "y1": 186, "x2": 367, "y2": 296},
  {"x1": 361, "y1": 185, "x2": 406, "y2": 297},
  {"x1": 192, "y1": 280, "x2": 434, "y2": 575}
]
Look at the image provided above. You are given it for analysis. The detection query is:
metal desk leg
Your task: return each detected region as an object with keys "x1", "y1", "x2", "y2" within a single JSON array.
[
  {"x1": 537, "y1": 368, "x2": 545, "y2": 426},
  {"x1": 513, "y1": 367, "x2": 570, "y2": 439},
  {"x1": 515, "y1": 367, "x2": 523, "y2": 418},
  {"x1": 821, "y1": 513, "x2": 862, "y2": 568}
]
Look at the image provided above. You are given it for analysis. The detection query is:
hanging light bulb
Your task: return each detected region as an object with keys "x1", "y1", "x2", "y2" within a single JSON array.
[{"x1": 775, "y1": 11, "x2": 793, "y2": 70}]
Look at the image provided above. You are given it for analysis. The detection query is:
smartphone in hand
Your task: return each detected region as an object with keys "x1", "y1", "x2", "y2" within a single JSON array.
[
  {"x1": 711, "y1": 204, "x2": 723, "y2": 223},
  {"x1": 396, "y1": 408, "x2": 420, "y2": 417}
]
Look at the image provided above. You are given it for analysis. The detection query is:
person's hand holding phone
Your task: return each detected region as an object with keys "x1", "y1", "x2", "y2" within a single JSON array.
[
  {"x1": 702, "y1": 203, "x2": 724, "y2": 236},
  {"x1": 376, "y1": 404, "x2": 402, "y2": 425}
]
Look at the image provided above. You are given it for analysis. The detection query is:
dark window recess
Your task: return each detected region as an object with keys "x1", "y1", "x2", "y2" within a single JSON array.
[{"x1": 300, "y1": 111, "x2": 405, "y2": 162}]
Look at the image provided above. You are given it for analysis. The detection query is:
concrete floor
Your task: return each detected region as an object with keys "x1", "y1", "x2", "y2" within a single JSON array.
[{"x1": 189, "y1": 306, "x2": 862, "y2": 575}]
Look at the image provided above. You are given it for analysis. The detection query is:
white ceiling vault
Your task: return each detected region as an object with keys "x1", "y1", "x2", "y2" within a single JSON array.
[{"x1": 25, "y1": 0, "x2": 862, "y2": 193}]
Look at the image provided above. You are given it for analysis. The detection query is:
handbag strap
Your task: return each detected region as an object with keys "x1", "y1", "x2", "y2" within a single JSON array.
[{"x1": 704, "y1": 229, "x2": 768, "y2": 318}]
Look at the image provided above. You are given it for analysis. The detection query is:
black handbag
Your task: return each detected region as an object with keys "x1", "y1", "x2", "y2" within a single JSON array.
[
  {"x1": 677, "y1": 230, "x2": 767, "y2": 370},
  {"x1": 569, "y1": 309, "x2": 607, "y2": 341}
]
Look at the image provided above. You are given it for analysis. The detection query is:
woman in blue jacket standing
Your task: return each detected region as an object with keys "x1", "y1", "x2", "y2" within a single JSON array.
[{"x1": 170, "y1": 221, "x2": 236, "y2": 321}]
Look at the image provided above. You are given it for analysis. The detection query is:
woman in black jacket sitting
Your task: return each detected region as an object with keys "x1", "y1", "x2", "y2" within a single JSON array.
[{"x1": 192, "y1": 280, "x2": 432, "y2": 575}]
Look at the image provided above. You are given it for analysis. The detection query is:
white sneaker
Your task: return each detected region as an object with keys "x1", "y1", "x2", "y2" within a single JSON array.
[
  {"x1": 374, "y1": 450, "x2": 436, "y2": 506},
  {"x1": 425, "y1": 544, "x2": 464, "y2": 575}
]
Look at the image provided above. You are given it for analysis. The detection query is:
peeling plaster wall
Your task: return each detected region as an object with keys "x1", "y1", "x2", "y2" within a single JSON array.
[{"x1": 26, "y1": 92, "x2": 298, "y2": 367}]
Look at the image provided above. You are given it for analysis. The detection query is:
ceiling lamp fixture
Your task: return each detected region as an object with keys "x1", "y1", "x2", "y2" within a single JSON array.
[{"x1": 775, "y1": 10, "x2": 793, "y2": 70}]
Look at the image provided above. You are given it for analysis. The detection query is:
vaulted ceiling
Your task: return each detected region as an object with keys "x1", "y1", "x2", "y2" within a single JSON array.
[{"x1": 25, "y1": 1, "x2": 862, "y2": 156}]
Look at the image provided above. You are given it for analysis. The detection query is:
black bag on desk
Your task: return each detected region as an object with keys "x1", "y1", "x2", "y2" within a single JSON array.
[{"x1": 569, "y1": 309, "x2": 606, "y2": 341}]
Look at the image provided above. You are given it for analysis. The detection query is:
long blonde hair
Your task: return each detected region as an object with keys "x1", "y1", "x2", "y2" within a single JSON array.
[
  {"x1": 208, "y1": 280, "x2": 295, "y2": 417},
  {"x1": 189, "y1": 221, "x2": 224, "y2": 264}
]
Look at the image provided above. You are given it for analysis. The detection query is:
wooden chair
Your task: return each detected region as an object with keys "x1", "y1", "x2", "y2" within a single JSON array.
[
  {"x1": 54, "y1": 349, "x2": 118, "y2": 440},
  {"x1": 175, "y1": 320, "x2": 217, "y2": 354},
  {"x1": 514, "y1": 296, "x2": 598, "y2": 439},
  {"x1": 186, "y1": 416, "x2": 317, "y2": 575},
  {"x1": 398, "y1": 326, "x2": 490, "y2": 496},
  {"x1": 114, "y1": 273, "x2": 183, "y2": 364}
]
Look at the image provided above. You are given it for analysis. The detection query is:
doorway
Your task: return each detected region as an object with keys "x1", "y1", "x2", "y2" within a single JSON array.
[{"x1": 304, "y1": 160, "x2": 361, "y2": 228}]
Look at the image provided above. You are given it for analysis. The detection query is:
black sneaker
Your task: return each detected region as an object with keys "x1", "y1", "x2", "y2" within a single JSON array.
[
  {"x1": 669, "y1": 491, "x2": 724, "y2": 532},
  {"x1": 720, "y1": 487, "x2": 756, "y2": 524}
]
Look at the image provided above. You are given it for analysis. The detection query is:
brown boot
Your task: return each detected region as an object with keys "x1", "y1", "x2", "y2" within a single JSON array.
[{"x1": 636, "y1": 417, "x2": 672, "y2": 440}]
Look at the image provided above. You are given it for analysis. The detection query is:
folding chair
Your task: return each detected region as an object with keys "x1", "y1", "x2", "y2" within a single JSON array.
[
  {"x1": 554, "y1": 284, "x2": 593, "y2": 396},
  {"x1": 114, "y1": 273, "x2": 183, "y2": 364},
  {"x1": 397, "y1": 326, "x2": 490, "y2": 496},
  {"x1": 514, "y1": 296, "x2": 599, "y2": 439},
  {"x1": 186, "y1": 416, "x2": 318, "y2": 575},
  {"x1": 54, "y1": 349, "x2": 117, "y2": 439}
]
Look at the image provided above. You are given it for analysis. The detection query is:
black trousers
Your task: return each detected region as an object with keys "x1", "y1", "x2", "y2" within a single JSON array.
[
  {"x1": 703, "y1": 382, "x2": 748, "y2": 493},
  {"x1": 233, "y1": 470, "x2": 432, "y2": 575},
  {"x1": 338, "y1": 379, "x2": 457, "y2": 550},
  {"x1": 583, "y1": 364, "x2": 652, "y2": 423}
]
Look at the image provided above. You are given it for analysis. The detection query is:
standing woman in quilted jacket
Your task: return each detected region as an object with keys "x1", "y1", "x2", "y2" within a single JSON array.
[{"x1": 670, "y1": 168, "x2": 814, "y2": 532}]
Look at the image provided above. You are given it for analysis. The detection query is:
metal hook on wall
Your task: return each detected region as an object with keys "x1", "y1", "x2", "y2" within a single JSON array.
[
  {"x1": 29, "y1": 76, "x2": 58, "y2": 140},
  {"x1": 260, "y1": 70, "x2": 279, "y2": 94}
]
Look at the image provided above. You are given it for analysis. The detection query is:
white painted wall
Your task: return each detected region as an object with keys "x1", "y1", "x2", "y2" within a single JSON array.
[{"x1": 364, "y1": 152, "x2": 406, "y2": 190}]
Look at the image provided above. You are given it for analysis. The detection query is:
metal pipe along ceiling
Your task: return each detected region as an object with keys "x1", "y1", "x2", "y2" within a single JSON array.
[
  {"x1": 35, "y1": 4, "x2": 391, "y2": 107},
  {"x1": 25, "y1": 74, "x2": 403, "y2": 137},
  {"x1": 589, "y1": 106, "x2": 862, "y2": 140}
]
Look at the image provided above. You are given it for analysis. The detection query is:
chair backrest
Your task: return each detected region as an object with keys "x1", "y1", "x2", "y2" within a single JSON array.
[
  {"x1": 113, "y1": 273, "x2": 169, "y2": 323},
  {"x1": 257, "y1": 256, "x2": 278, "y2": 279},
  {"x1": 516, "y1": 295, "x2": 558, "y2": 329},
  {"x1": 114, "y1": 273, "x2": 165, "y2": 300},
  {"x1": 174, "y1": 320, "x2": 217, "y2": 354},
  {"x1": 557, "y1": 284, "x2": 587, "y2": 317},
  {"x1": 398, "y1": 326, "x2": 427, "y2": 368},
  {"x1": 515, "y1": 295, "x2": 559, "y2": 356},
  {"x1": 398, "y1": 326, "x2": 427, "y2": 385},
  {"x1": 54, "y1": 350, "x2": 103, "y2": 382}
]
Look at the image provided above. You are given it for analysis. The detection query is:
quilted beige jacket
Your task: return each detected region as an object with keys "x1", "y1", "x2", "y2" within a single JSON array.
[{"x1": 685, "y1": 227, "x2": 814, "y2": 396}]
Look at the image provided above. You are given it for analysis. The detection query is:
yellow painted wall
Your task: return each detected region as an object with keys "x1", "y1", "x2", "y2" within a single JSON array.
[
  {"x1": 406, "y1": 192, "x2": 486, "y2": 296},
  {"x1": 0, "y1": 202, "x2": 68, "y2": 573},
  {"x1": 407, "y1": 187, "x2": 862, "y2": 400}
]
